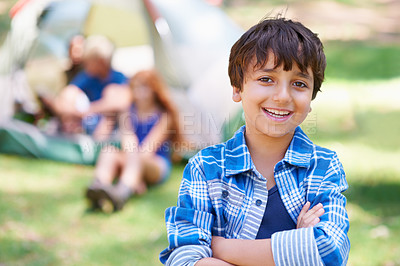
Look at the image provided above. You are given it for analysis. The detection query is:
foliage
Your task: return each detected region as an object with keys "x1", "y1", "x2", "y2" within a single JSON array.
[{"x1": 325, "y1": 42, "x2": 400, "y2": 81}]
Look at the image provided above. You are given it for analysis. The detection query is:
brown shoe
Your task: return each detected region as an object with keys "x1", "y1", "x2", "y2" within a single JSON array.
[
  {"x1": 97, "y1": 183, "x2": 133, "y2": 212},
  {"x1": 85, "y1": 179, "x2": 104, "y2": 210}
]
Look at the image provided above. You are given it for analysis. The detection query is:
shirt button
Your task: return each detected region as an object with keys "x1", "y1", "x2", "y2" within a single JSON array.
[
  {"x1": 255, "y1": 199, "x2": 262, "y2": 206},
  {"x1": 222, "y1": 190, "x2": 229, "y2": 198}
]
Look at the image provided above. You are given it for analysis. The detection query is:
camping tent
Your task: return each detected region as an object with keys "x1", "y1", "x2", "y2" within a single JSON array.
[{"x1": 0, "y1": 0, "x2": 244, "y2": 164}]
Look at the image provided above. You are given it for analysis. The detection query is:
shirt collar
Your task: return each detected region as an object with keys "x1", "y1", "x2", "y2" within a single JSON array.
[
  {"x1": 282, "y1": 126, "x2": 313, "y2": 168},
  {"x1": 225, "y1": 126, "x2": 313, "y2": 177},
  {"x1": 225, "y1": 126, "x2": 253, "y2": 176}
]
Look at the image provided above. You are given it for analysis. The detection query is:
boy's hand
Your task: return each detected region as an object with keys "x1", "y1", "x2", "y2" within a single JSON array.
[{"x1": 297, "y1": 202, "x2": 324, "y2": 229}]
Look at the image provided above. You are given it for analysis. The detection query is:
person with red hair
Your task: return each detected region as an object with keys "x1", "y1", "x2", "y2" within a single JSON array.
[{"x1": 85, "y1": 69, "x2": 181, "y2": 212}]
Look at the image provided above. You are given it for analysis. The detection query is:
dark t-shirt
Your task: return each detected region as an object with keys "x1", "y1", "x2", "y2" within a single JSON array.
[{"x1": 255, "y1": 185, "x2": 296, "y2": 239}]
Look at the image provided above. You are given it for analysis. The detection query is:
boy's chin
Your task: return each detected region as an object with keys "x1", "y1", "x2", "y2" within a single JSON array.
[{"x1": 252, "y1": 125, "x2": 296, "y2": 139}]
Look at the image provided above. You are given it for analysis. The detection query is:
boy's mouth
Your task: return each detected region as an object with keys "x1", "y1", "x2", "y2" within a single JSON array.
[{"x1": 262, "y1": 108, "x2": 292, "y2": 118}]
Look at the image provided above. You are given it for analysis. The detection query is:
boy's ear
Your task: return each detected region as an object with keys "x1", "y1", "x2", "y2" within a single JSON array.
[{"x1": 232, "y1": 86, "x2": 242, "y2": 102}]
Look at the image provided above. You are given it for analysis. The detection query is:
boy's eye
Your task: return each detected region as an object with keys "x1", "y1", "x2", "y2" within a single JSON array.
[
  {"x1": 293, "y1": 81, "x2": 307, "y2": 88},
  {"x1": 259, "y1": 77, "x2": 273, "y2": 83}
]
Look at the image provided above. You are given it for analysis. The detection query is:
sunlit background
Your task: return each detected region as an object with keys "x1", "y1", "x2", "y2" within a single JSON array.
[{"x1": 1, "y1": 0, "x2": 399, "y2": 265}]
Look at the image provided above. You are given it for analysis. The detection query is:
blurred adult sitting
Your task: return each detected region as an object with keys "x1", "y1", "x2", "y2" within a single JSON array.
[{"x1": 52, "y1": 35, "x2": 131, "y2": 140}]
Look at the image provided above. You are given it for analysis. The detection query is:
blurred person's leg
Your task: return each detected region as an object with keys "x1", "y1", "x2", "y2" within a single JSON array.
[
  {"x1": 54, "y1": 85, "x2": 86, "y2": 116},
  {"x1": 119, "y1": 153, "x2": 169, "y2": 195},
  {"x1": 87, "y1": 146, "x2": 170, "y2": 212},
  {"x1": 53, "y1": 85, "x2": 87, "y2": 134},
  {"x1": 141, "y1": 155, "x2": 170, "y2": 190},
  {"x1": 93, "y1": 145, "x2": 124, "y2": 184},
  {"x1": 87, "y1": 84, "x2": 131, "y2": 114},
  {"x1": 85, "y1": 145, "x2": 123, "y2": 211},
  {"x1": 94, "y1": 153, "x2": 169, "y2": 212}
]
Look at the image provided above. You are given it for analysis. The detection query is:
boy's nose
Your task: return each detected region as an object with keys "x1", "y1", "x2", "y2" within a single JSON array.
[{"x1": 272, "y1": 83, "x2": 291, "y2": 103}]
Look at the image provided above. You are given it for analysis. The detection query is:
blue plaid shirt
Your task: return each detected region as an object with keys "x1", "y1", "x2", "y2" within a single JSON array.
[{"x1": 160, "y1": 126, "x2": 350, "y2": 265}]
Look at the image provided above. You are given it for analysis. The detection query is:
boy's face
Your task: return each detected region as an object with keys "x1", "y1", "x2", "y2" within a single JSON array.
[{"x1": 233, "y1": 54, "x2": 313, "y2": 139}]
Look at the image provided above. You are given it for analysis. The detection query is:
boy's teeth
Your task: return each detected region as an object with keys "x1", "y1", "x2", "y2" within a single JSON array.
[{"x1": 265, "y1": 108, "x2": 290, "y2": 116}]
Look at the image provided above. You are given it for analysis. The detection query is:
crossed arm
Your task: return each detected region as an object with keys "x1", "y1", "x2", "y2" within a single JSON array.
[
  {"x1": 163, "y1": 151, "x2": 349, "y2": 266},
  {"x1": 196, "y1": 202, "x2": 324, "y2": 266}
]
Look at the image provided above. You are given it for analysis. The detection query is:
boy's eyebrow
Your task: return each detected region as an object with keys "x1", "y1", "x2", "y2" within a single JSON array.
[
  {"x1": 295, "y1": 71, "x2": 313, "y2": 81},
  {"x1": 259, "y1": 68, "x2": 277, "y2": 73},
  {"x1": 258, "y1": 68, "x2": 313, "y2": 82}
]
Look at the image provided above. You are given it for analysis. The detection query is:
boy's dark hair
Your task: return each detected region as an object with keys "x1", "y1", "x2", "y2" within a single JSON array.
[{"x1": 228, "y1": 17, "x2": 326, "y2": 100}]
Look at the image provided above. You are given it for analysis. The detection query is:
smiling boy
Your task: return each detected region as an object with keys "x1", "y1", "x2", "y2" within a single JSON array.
[{"x1": 160, "y1": 18, "x2": 350, "y2": 265}]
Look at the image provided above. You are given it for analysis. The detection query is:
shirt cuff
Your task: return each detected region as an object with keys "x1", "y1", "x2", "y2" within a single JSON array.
[
  {"x1": 165, "y1": 245, "x2": 212, "y2": 266},
  {"x1": 271, "y1": 227, "x2": 323, "y2": 266}
]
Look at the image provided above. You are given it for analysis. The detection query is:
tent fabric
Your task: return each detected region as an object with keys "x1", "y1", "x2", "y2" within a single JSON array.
[
  {"x1": 0, "y1": 120, "x2": 98, "y2": 164},
  {"x1": 84, "y1": 3, "x2": 149, "y2": 47},
  {"x1": 146, "y1": 0, "x2": 243, "y2": 149}
]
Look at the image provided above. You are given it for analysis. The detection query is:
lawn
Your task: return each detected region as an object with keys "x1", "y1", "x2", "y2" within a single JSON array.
[
  {"x1": 0, "y1": 156, "x2": 185, "y2": 265},
  {"x1": 1, "y1": 0, "x2": 400, "y2": 265}
]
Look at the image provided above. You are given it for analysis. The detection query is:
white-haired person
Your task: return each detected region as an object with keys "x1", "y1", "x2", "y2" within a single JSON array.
[{"x1": 53, "y1": 35, "x2": 131, "y2": 140}]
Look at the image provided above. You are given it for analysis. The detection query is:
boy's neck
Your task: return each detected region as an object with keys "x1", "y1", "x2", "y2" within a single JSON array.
[{"x1": 244, "y1": 127, "x2": 294, "y2": 167}]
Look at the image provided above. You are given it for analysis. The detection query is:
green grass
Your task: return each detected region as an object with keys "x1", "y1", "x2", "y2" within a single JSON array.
[{"x1": 0, "y1": 156, "x2": 184, "y2": 265}]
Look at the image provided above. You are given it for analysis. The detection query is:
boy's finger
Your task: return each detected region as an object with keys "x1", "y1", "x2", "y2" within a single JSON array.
[
  {"x1": 310, "y1": 203, "x2": 323, "y2": 212},
  {"x1": 298, "y1": 201, "x2": 311, "y2": 219},
  {"x1": 303, "y1": 203, "x2": 323, "y2": 218},
  {"x1": 297, "y1": 202, "x2": 311, "y2": 228},
  {"x1": 308, "y1": 204, "x2": 325, "y2": 217},
  {"x1": 303, "y1": 208, "x2": 325, "y2": 225},
  {"x1": 310, "y1": 217, "x2": 320, "y2": 227},
  {"x1": 302, "y1": 206, "x2": 324, "y2": 224},
  {"x1": 316, "y1": 207, "x2": 325, "y2": 217}
]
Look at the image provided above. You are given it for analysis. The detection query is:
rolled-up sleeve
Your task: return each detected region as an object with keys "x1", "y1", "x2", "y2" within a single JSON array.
[
  {"x1": 165, "y1": 245, "x2": 212, "y2": 266},
  {"x1": 160, "y1": 157, "x2": 215, "y2": 264},
  {"x1": 272, "y1": 152, "x2": 349, "y2": 266},
  {"x1": 272, "y1": 227, "x2": 323, "y2": 265}
]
